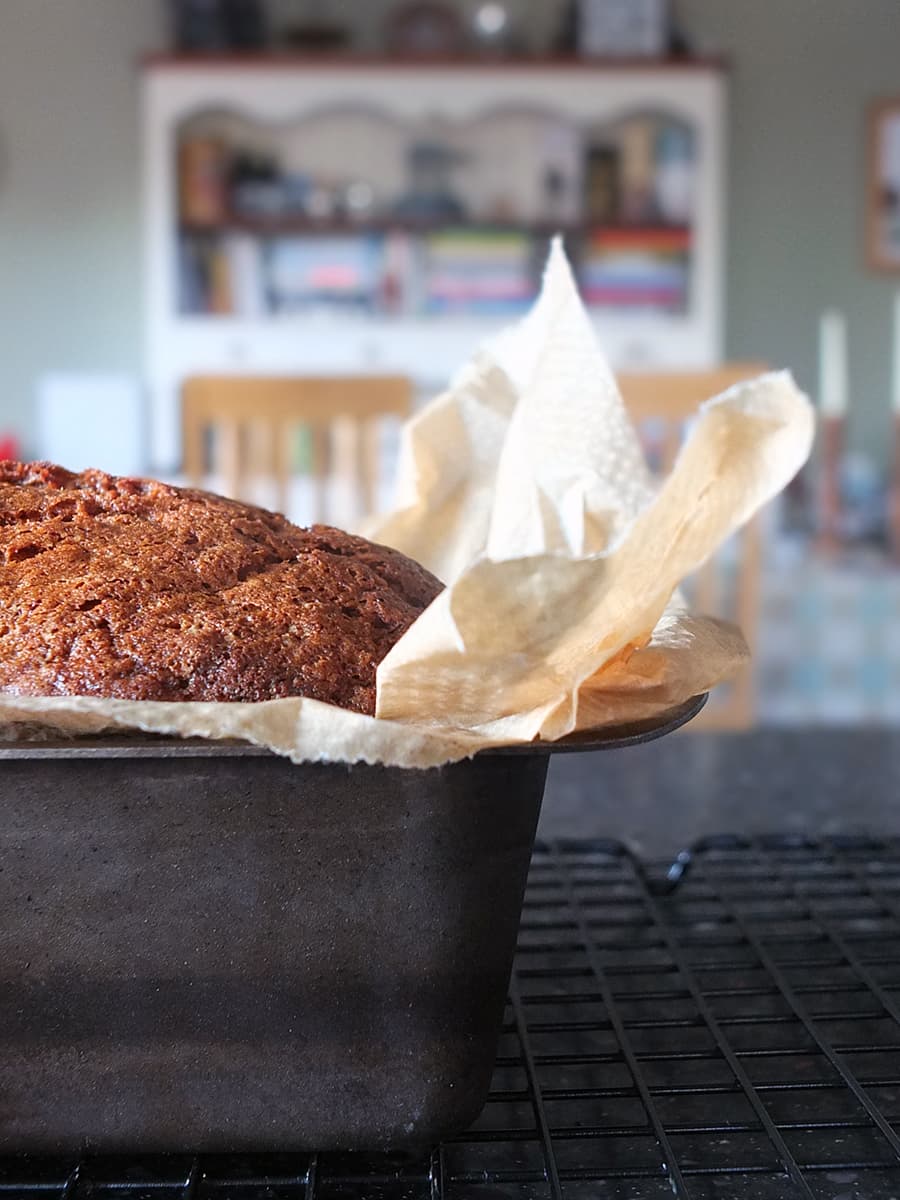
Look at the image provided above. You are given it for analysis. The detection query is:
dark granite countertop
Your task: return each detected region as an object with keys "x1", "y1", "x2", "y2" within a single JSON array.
[{"x1": 538, "y1": 728, "x2": 900, "y2": 859}]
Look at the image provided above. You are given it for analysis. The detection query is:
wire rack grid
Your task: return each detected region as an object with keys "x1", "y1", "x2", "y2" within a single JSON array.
[{"x1": 4, "y1": 834, "x2": 900, "y2": 1199}]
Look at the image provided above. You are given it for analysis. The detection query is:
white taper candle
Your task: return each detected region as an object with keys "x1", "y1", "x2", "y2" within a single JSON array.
[
  {"x1": 892, "y1": 293, "x2": 900, "y2": 413},
  {"x1": 819, "y1": 309, "x2": 848, "y2": 418}
]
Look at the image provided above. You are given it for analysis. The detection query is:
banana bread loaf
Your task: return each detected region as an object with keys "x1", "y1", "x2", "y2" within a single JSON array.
[{"x1": 0, "y1": 461, "x2": 442, "y2": 714}]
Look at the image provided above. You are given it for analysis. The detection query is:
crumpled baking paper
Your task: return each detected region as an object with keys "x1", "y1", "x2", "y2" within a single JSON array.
[{"x1": 0, "y1": 242, "x2": 814, "y2": 766}]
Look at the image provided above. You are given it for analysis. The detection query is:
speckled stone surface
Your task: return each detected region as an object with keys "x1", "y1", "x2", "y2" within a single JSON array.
[{"x1": 539, "y1": 729, "x2": 900, "y2": 858}]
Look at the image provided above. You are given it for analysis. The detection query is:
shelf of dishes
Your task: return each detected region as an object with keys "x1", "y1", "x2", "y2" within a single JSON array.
[
  {"x1": 177, "y1": 226, "x2": 693, "y2": 318},
  {"x1": 178, "y1": 110, "x2": 695, "y2": 232}
]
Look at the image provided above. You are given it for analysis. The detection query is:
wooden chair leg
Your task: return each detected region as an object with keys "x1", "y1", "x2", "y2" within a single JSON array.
[
  {"x1": 274, "y1": 423, "x2": 292, "y2": 518},
  {"x1": 358, "y1": 420, "x2": 379, "y2": 520},
  {"x1": 183, "y1": 410, "x2": 206, "y2": 488},
  {"x1": 311, "y1": 425, "x2": 329, "y2": 524},
  {"x1": 219, "y1": 420, "x2": 242, "y2": 501}
]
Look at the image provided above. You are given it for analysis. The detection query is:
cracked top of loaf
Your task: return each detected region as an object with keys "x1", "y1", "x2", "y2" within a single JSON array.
[{"x1": 0, "y1": 461, "x2": 442, "y2": 715}]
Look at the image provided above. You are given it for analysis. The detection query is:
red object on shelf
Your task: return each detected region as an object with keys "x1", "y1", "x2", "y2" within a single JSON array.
[
  {"x1": 0, "y1": 435, "x2": 20, "y2": 462},
  {"x1": 587, "y1": 227, "x2": 691, "y2": 251}
]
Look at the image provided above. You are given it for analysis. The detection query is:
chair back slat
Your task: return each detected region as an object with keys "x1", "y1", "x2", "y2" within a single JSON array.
[
  {"x1": 182, "y1": 375, "x2": 412, "y2": 525},
  {"x1": 218, "y1": 419, "x2": 242, "y2": 505}
]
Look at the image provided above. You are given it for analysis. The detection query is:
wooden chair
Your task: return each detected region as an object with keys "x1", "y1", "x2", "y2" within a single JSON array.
[
  {"x1": 618, "y1": 363, "x2": 769, "y2": 730},
  {"x1": 182, "y1": 375, "x2": 412, "y2": 523}
]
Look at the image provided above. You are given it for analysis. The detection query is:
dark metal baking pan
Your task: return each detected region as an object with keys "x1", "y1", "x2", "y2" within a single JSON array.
[{"x1": 0, "y1": 694, "x2": 704, "y2": 1155}]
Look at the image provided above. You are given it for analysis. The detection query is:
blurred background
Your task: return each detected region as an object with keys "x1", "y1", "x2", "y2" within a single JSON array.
[{"x1": 1, "y1": 0, "x2": 899, "y2": 738}]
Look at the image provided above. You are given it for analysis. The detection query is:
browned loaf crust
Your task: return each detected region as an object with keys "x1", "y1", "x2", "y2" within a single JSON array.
[{"x1": 0, "y1": 462, "x2": 442, "y2": 714}]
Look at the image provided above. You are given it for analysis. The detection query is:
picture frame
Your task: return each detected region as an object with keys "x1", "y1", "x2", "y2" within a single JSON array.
[{"x1": 867, "y1": 99, "x2": 900, "y2": 272}]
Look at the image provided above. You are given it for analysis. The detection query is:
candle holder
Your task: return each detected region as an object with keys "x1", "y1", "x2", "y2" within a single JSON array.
[
  {"x1": 890, "y1": 415, "x2": 900, "y2": 560},
  {"x1": 892, "y1": 294, "x2": 900, "y2": 559},
  {"x1": 816, "y1": 308, "x2": 848, "y2": 555},
  {"x1": 816, "y1": 414, "x2": 844, "y2": 555}
]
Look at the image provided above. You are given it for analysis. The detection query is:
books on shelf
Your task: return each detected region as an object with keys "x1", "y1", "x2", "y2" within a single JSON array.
[
  {"x1": 579, "y1": 228, "x2": 691, "y2": 311},
  {"x1": 226, "y1": 235, "x2": 266, "y2": 317},
  {"x1": 177, "y1": 233, "x2": 266, "y2": 316},
  {"x1": 421, "y1": 231, "x2": 536, "y2": 315},
  {"x1": 178, "y1": 233, "x2": 386, "y2": 316},
  {"x1": 266, "y1": 236, "x2": 385, "y2": 312},
  {"x1": 176, "y1": 224, "x2": 693, "y2": 318}
]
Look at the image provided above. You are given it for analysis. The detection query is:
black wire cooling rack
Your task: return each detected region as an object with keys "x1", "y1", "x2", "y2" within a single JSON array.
[{"x1": 5, "y1": 834, "x2": 900, "y2": 1199}]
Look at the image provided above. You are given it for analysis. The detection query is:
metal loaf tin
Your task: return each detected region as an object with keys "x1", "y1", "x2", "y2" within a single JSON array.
[{"x1": 0, "y1": 696, "x2": 704, "y2": 1154}]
